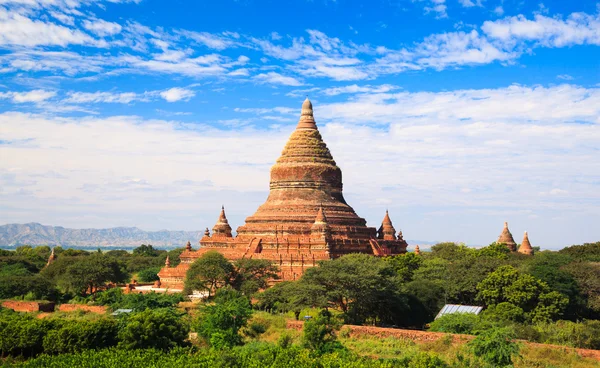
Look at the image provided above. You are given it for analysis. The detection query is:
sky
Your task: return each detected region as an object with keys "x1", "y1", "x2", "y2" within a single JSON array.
[{"x1": 0, "y1": 0, "x2": 599, "y2": 249}]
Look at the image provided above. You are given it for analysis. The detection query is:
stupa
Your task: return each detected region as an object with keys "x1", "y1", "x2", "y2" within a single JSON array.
[
  {"x1": 518, "y1": 231, "x2": 534, "y2": 255},
  {"x1": 158, "y1": 98, "x2": 408, "y2": 289},
  {"x1": 497, "y1": 221, "x2": 517, "y2": 252}
]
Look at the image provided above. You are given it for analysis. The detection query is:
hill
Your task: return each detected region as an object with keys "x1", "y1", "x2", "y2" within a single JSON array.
[{"x1": 0, "y1": 223, "x2": 203, "y2": 247}]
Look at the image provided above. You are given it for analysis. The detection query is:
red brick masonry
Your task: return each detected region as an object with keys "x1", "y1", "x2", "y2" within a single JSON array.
[
  {"x1": 286, "y1": 320, "x2": 600, "y2": 361},
  {"x1": 2, "y1": 300, "x2": 55, "y2": 312}
]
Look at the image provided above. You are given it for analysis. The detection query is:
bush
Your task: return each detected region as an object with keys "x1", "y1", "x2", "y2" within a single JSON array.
[
  {"x1": 118, "y1": 308, "x2": 190, "y2": 351},
  {"x1": 428, "y1": 313, "x2": 481, "y2": 335},
  {"x1": 535, "y1": 319, "x2": 600, "y2": 349},
  {"x1": 468, "y1": 327, "x2": 520, "y2": 367},
  {"x1": 0, "y1": 310, "x2": 48, "y2": 357},
  {"x1": 42, "y1": 318, "x2": 119, "y2": 354},
  {"x1": 301, "y1": 309, "x2": 343, "y2": 355},
  {"x1": 136, "y1": 267, "x2": 161, "y2": 282},
  {"x1": 93, "y1": 288, "x2": 184, "y2": 310},
  {"x1": 195, "y1": 288, "x2": 253, "y2": 349}
]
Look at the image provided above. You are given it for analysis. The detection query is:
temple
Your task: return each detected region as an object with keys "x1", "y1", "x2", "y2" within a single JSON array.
[
  {"x1": 158, "y1": 98, "x2": 408, "y2": 289},
  {"x1": 497, "y1": 221, "x2": 517, "y2": 252}
]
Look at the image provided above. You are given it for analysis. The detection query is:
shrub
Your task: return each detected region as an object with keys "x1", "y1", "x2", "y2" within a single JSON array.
[
  {"x1": 136, "y1": 267, "x2": 161, "y2": 282},
  {"x1": 468, "y1": 327, "x2": 520, "y2": 367},
  {"x1": 301, "y1": 309, "x2": 343, "y2": 355},
  {"x1": 428, "y1": 313, "x2": 481, "y2": 335},
  {"x1": 195, "y1": 288, "x2": 253, "y2": 348},
  {"x1": 42, "y1": 318, "x2": 119, "y2": 354},
  {"x1": 118, "y1": 308, "x2": 189, "y2": 351}
]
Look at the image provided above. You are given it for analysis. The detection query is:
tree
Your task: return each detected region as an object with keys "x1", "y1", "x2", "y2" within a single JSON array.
[
  {"x1": 478, "y1": 242, "x2": 510, "y2": 259},
  {"x1": 300, "y1": 254, "x2": 407, "y2": 324},
  {"x1": 559, "y1": 242, "x2": 600, "y2": 261},
  {"x1": 118, "y1": 308, "x2": 189, "y2": 351},
  {"x1": 562, "y1": 261, "x2": 600, "y2": 319},
  {"x1": 54, "y1": 254, "x2": 129, "y2": 296},
  {"x1": 468, "y1": 327, "x2": 520, "y2": 367},
  {"x1": 184, "y1": 252, "x2": 280, "y2": 297},
  {"x1": 385, "y1": 252, "x2": 423, "y2": 281},
  {"x1": 477, "y1": 265, "x2": 569, "y2": 322},
  {"x1": 137, "y1": 267, "x2": 161, "y2": 282},
  {"x1": 132, "y1": 244, "x2": 161, "y2": 257},
  {"x1": 230, "y1": 258, "x2": 279, "y2": 296},
  {"x1": 184, "y1": 251, "x2": 233, "y2": 297},
  {"x1": 195, "y1": 288, "x2": 253, "y2": 349},
  {"x1": 301, "y1": 309, "x2": 342, "y2": 355}
]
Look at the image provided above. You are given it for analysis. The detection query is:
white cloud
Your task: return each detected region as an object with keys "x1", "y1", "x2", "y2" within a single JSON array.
[
  {"x1": 321, "y1": 84, "x2": 399, "y2": 96},
  {"x1": 493, "y1": 6, "x2": 504, "y2": 16},
  {"x1": 82, "y1": 18, "x2": 122, "y2": 37},
  {"x1": 1, "y1": 85, "x2": 599, "y2": 246},
  {"x1": 64, "y1": 91, "x2": 144, "y2": 104},
  {"x1": 178, "y1": 30, "x2": 239, "y2": 50},
  {"x1": 0, "y1": 8, "x2": 102, "y2": 47},
  {"x1": 557, "y1": 74, "x2": 573, "y2": 80},
  {"x1": 481, "y1": 12, "x2": 600, "y2": 47},
  {"x1": 0, "y1": 89, "x2": 56, "y2": 103},
  {"x1": 253, "y1": 72, "x2": 303, "y2": 86},
  {"x1": 159, "y1": 87, "x2": 195, "y2": 102}
]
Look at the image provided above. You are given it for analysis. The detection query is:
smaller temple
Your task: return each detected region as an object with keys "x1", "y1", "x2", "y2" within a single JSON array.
[
  {"x1": 414, "y1": 245, "x2": 421, "y2": 255},
  {"x1": 185, "y1": 241, "x2": 192, "y2": 252},
  {"x1": 497, "y1": 222, "x2": 517, "y2": 252},
  {"x1": 518, "y1": 231, "x2": 534, "y2": 255}
]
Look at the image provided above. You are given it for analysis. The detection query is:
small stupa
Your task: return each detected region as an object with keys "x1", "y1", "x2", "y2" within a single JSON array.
[
  {"x1": 518, "y1": 231, "x2": 534, "y2": 255},
  {"x1": 497, "y1": 221, "x2": 517, "y2": 252}
]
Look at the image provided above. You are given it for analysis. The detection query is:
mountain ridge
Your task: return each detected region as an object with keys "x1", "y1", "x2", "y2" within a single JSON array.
[{"x1": 0, "y1": 222, "x2": 439, "y2": 248}]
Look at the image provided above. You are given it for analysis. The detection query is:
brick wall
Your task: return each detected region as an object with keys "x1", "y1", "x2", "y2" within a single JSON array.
[{"x1": 2, "y1": 300, "x2": 55, "y2": 312}]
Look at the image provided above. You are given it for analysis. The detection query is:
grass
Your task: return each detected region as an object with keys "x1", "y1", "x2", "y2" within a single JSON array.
[{"x1": 249, "y1": 312, "x2": 600, "y2": 368}]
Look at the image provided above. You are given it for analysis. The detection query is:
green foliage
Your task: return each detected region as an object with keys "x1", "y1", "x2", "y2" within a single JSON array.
[
  {"x1": 477, "y1": 265, "x2": 569, "y2": 322},
  {"x1": 0, "y1": 274, "x2": 57, "y2": 300},
  {"x1": 301, "y1": 309, "x2": 343, "y2": 355},
  {"x1": 42, "y1": 254, "x2": 129, "y2": 296},
  {"x1": 184, "y1": 251, "x2": 233, "y2": 297},
  {"x1": 468, "y1": 327, "x2": 520, "y2": 367},
  {"x1": 533, "y1": 319, "x2": 600, "y2": 349},
  {"x1": 132, "y1": 244, "x2": 160, "y2": 257},
  {"x1": 385, "y1": 252, "x2": 423, "y2": 281},
  {"x1": 562, "y1": 261, "x2": 600, "y2": 318},
  {"x1": 184, "y1": 251, "x2": 280, "y2": 297},
  {"x1": 300, "y1": 254, "x2": 413, "y2": 326},
  {"x1": 230, "y1": 258, "x2": 280, "y2": 295},
  {"x1": 559, "y1": 242, "x2": 600, "y2": 261},
  {"x1": 42, "y1": 318, "x2": 119, "y2": 354},
  {"x1": 0, "y1": 309, "x2": 48, "y2": 357},
  {"x1": 428, "y1": 313, "x2": 481, "y2": 335},
  {"x1": 195, "y1": 288, "x2": 253, "y2": 348},
  {"x1": 481, "y1": 302, "x2": 525, "y2": 323},
  {"x1": 136, "y1": 267, "x2": 161, "y2": 282},
  {"x1": 478, "y1": 242, "x2": 510, "y2": 259},
  {"x1": 118, "y1": 308, "x2": 189, "y2": 351},
  {"x1": 92, "y1": 288, "x2": 184, "y2": 310}
]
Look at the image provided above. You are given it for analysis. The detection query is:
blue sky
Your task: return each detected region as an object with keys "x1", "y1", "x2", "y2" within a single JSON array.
[{"x1": 0, "y1": 0, "x2": 599, "y2": 249}]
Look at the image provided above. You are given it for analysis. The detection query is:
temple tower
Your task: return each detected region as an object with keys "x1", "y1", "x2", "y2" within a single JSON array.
[
  {"x1": 378, "y1": 210, "x2": 397, "y2": 240},
  {"x1": 46, "y1": 247, "x2": 56, "y2": 266},
  {"x1": 498, "y1": 221, "x2": 517, "y2": 252},
  {"x1": 212, "y1": 206, "x2": 233, "y2": 238},
  {"x1": 518, "y1": 231, "x2": 534, "y2": 255}
]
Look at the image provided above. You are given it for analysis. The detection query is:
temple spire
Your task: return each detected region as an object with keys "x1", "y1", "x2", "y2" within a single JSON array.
[
  {"x1": 497, "y1": 221, "x2": 517, "y2": 252},
  {"x1": 414, "y1": 245, "x2": 421, "y2": 255},
  {"x1": 185, "y1": 241, "x2": 192, "y2": 251},
  {"x1": 165, "y1": 255, "x2": 170, "y2": 267},
  {"x1": 213, "y1": 206, "x2": 233, "y2": 237},
  {"x1": 378, "y1": 210, "x2": 397, "y2": 240},
  {"x1": 518, "y1": 231, "x2": 534, "y2": 255},
  {"x1": 296, "y1": 97, "x2": 318, "y2": 130}
]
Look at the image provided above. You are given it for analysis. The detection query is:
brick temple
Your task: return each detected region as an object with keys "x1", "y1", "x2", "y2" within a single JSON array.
[{"x1": 158, "y1": 98, "x2": 408, "y2": 289}]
